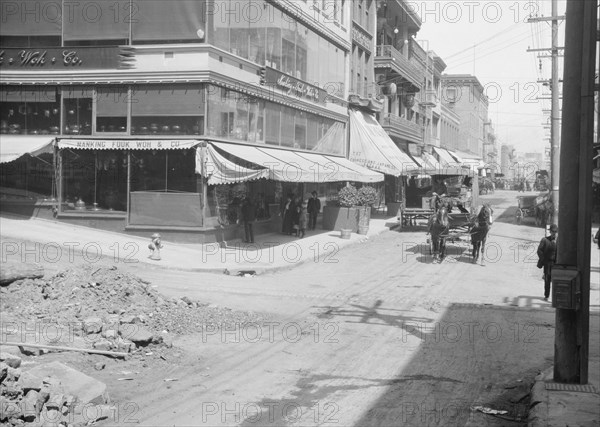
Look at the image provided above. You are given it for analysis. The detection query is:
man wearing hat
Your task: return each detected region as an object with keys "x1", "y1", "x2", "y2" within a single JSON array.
[
  {"x1": 537, "y1": 224, "x2": 558, "y2": 301},
  {"x1": 307, "y1": 191, "x2": 321, "y2": 231}
]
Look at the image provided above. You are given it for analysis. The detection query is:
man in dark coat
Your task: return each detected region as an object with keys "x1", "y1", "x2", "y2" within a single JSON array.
[
  {"x1": 537, "y1": 224, "x2": 558, "y2": 301},
  {"x1": 240, "y1": 195, "x2": 256, "y2": 243},
  {"x1": 307, "y1": 191, "x2": 321, "y2": 230}
]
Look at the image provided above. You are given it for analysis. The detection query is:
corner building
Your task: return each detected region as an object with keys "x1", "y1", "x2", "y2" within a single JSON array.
[{"x1": 0, "y1": 0, "x2": 383, "y2": 242}]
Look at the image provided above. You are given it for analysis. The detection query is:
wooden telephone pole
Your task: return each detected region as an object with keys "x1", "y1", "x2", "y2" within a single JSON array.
[
  {"x1": 527, "y1": 0, "x2": 565, "y2": 224},
  {"x1": 554, "y1": 0, "x2": 597, "y2": 384}
]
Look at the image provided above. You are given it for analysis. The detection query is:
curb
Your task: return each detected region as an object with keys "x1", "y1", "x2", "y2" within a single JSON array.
[
  {"x1": 528, "y1": 368, "x2": 552, "y2": 427},
  {"x1": 7, "y1": 230, "x2": 379, "y2": 276}
]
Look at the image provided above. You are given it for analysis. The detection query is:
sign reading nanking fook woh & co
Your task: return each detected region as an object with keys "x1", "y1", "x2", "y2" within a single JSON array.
[
  {"x1": 0, "y1": 47, "x2": 120, "y2": 69},
  {"x1": 57, "y1": 139, "x2": 200, "y2": 150}
]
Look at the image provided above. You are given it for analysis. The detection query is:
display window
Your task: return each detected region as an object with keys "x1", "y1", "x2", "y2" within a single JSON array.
[
  {"x1": 131, "y1": 84, "x2": 205, "y2": 136},
  {"x1": 96, "y1": 88, "x2": 129, "y2": 134},
  {"x1": 0, "y1": 153, "x2": 55, "y2": 200},
  {"x1": 62, "y1": 87, "x2": 93, "y2": 136},
  {"x1": 61, "y1": 150, "x2": 127, "y2": 212},
  {"x1": 129, "y1": 149, "x2": 196, "y2": 193},
  {"x1": 207, "y1": 85, "x2": 345, "y2": 155},
  {"x1": 0, "y1": 87, "x2": 61, "y2": 135}
]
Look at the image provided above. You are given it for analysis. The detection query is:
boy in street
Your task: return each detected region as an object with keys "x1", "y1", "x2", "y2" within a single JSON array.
[
  {"x1": 307, "y1": 191, "x2": 321, "y2": 231},
  {"x1": 537, "y1": 224, "x2": 558, "y2": 301}
]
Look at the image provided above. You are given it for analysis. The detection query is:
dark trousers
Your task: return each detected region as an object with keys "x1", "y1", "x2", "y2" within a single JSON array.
[
  {"x1": 309, "y1": 212, "x2": 318, "y2": 230},
  {"x1": 244, "y1": 221, "x2": 254, "y2": 243},
  {"x1": 543, "y1": 262, "x2": 553, "y2": 298}
]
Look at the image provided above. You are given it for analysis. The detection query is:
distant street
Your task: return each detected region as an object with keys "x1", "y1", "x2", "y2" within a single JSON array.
[{"x1": 115, "y1": 190, "x2": 599, "y2": 426}]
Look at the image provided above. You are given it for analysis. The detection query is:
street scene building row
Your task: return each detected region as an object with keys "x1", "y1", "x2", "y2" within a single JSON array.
[{"x1": 1, "y1": 0, "x2": 500, "y2": 242}]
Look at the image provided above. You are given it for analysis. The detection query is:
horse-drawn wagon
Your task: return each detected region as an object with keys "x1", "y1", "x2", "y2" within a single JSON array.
[{"x1": 515, "y1": 193, "x2": 552, "y2": 226}]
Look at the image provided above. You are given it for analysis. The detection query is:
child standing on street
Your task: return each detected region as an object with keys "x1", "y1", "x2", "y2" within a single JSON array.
[{"x1": 298, "y1": 200, "x2": 309, "y2": 238}]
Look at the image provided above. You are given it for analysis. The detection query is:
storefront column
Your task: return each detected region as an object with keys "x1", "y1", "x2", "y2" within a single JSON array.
[
  {"x1": 57, "y1": 149, "x2": 63, "y2": 212},
  {"x1": 199, "y1": 143, "x2": 207, "y2": 228},
  {"x1": 126, "y1": 151, "x2": 131, "y2": 224}
]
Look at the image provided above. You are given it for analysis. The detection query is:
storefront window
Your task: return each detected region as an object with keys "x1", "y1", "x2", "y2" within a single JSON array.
[
  {"x1": 0, "y1": 153, "x2": 55, "y2": 200},
  {"x1": 131, "y1": 84, "x2": 205, "y2": 135},
  {"x1": 0, "y1": 86, "x2": 60, "y2": 135},
  {"x1": 280, "y1": 106, "x2": 295, "y2": 148},
  {"x1": 306, "y1": 113, "x2": 319, "y2": 151},
  {"x1": 207, "y1": 86, "x2": 251, "y2": 139},
  {"x1": 294, "y1": 111, "x2": 307, "y2": 149},
  {"x1": 130, "y1": 149, "x2": 196, "y2": 193},
  {"x1": 61, "y1": 150, "x2": 127, "y2": 212},
  {"x1": 62, "y1": 87, "x2": 92, "y2": 136},
  {"x1": 248, "y1": 98, "x2": 264, "y2": 143},
  {"x1": 265, "y1": 102, "x2": 280, "y2": 146},
  {"x1": 96, "y1": 88, "x2": 128, "y2": 133}
]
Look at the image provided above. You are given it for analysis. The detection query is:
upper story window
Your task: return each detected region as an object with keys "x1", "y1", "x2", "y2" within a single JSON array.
[{"x1": 0, "y1": 0, "x2": 207, "y2": 47}]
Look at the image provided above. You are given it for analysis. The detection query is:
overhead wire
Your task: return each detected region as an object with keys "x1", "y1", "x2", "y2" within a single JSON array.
[{"x1": 449, "y1": 29, "x2": 547, "y2": 69}]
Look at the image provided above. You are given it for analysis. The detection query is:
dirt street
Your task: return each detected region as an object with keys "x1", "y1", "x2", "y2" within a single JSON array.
[{"x1": 2, "y1": 190, "x2": 599, "y2": 426}]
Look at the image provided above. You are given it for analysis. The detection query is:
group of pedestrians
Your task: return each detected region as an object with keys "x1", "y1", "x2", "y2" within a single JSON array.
[
  {"x1": 238, "y1": 191, "x2": 322, "y2": 243},
  {"x1": 280, "y1": 191, "x2": 321, "y2": 238}
]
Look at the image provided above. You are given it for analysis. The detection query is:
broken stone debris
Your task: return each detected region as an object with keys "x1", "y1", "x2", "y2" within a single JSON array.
[
  {"x1": 1, "y1": 361, "x2": 109, "y2": 426},
  {"x1": 1, "y1": 264, "x2": 268, "y2": 339}
]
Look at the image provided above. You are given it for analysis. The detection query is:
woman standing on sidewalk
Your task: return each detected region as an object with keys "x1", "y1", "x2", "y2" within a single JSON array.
[{"x1": 281, "y1": 194, "x2": 295, "y2": 235}]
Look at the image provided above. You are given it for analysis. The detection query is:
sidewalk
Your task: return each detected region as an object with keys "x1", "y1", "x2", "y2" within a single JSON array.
[
  {"x1": 0, "y1": 213, "x2": 401, "y2": 274},
  {"x1": 528, "y1": 317, "x2": 600, "y2": 427}
]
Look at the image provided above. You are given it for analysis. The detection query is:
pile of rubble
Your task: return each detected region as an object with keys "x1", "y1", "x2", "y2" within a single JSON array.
[
  {"x1": 1, "y1": 353, "x2": 110, "y2": 427},
  {"x1": 0, "y1": 264, "x2": 267, "y2": 355}
]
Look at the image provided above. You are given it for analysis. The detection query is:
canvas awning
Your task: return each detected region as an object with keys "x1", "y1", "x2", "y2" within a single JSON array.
[
  {"x1": 348, "y1": 109, "x2": 420, "y2": 176},
  {"x1": 202, "y1": 141, "x2": 383, "y2": 184},
  {"x1": 413, "y1": 151, "x2": 476, "y2": 176},
  {"x1": 202, "y1": 144, "x2": 269, "y2": 185},
  {"x1": 56, "y1": 139, "x2": 199, "y2": 150},
  {"x1": 451, "y1": 150, "x2": 485, "y2": 172},
  {"x1": 433, "y1": 147, "x2": 462, "y2": 168},
  {"x1": 0, "y1": 136, "x2": 55, "y2": 163}
]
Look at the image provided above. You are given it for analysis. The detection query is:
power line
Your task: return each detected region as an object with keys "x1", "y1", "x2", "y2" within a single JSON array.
[{"x1": 444, "y1": 22, "x2": 524, "y2": 60}]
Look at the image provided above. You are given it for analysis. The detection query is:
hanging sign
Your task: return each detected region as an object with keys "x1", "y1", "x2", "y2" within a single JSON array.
[{"x1": 57, "y1": 139, "x2": 200, "y2": 150}]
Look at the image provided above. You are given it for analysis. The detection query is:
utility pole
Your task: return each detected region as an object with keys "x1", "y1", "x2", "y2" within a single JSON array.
[
  {"x1": 550, "y1": 0, "x2": 560, "y2": 225},
  {"x1": 527, "y1": 5, "x2": 565, "y2": 224},
  {"x1": 554, "y1": 0, "x2": 597, "y2": 384}
]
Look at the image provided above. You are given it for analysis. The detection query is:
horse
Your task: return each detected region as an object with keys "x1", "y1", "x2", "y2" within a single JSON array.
[
  {"x1": 428, "y1": 206, "x2": 449, "y2": 263},
  {"x1": 471, "y1": 204, "x2": 493, "y2": 264}
]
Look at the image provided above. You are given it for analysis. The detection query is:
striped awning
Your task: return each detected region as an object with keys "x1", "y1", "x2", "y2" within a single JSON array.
[
  {"x1": 0, "y1": 136, "x2": 54, "y2": 163},
  {"x1": 57, "y1": 139, "x2": 199, "y2": 150},
  {"x1": 202, "y1": 141, "x2": 384, "y2": 184}
]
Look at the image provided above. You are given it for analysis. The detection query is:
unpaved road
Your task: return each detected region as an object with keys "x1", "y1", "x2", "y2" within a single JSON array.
[
  {"x1": 3, "y1": 191, "x2": 598, "y2": 426},
  {"x1": 115, "y1": 191, "x2": 599, "y2": 426}
]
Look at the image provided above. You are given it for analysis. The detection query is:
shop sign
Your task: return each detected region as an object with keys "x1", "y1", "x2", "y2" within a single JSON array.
[
  {"x1": 58, "y1": 139, "x2": 199, "y2": 150},
  {"x1": 0, "y1": 47, "x2": 120, "y2": 69},
  {"x1": 265, "y1": 67, "x2": 327, "y2": 104},
  {"x1": 352, "y1": 26, "x2": 372, "y2": 52}
]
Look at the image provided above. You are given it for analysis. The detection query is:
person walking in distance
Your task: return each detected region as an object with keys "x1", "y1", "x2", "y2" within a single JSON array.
[
  {"x1": 537, "y1": 224, "x2": 558, "y2": 301},
  {"x1": 307, "y1": 191, "x2": 321, "y2": 230},
  {"x1": 240, "y1": 195, "x2": 256, "y2": 243}
]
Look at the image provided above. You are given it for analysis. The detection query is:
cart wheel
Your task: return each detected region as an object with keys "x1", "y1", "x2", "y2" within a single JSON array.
[{"x1": 515, "y1": 209, "x2": 523, "y2": 225}]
